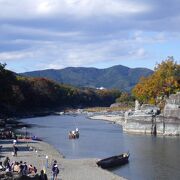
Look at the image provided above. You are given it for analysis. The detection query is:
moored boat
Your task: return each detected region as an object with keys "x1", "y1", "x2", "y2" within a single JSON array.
[{"x1": 96, "y1": 152, "x2": 130, "y2": 169}]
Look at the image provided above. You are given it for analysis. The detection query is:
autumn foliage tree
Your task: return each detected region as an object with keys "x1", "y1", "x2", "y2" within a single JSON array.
[{"x1": 132, "y1": 57, "x2": 180, "y2": 104}]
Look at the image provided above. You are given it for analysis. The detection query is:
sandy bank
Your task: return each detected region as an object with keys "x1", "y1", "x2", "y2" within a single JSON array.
[
  {"x1": 89, "y1": 114, "x2": 124, "y2": 125},
  {"x1": 0, "y1": 139, "x2": 126, "y2": 180}
]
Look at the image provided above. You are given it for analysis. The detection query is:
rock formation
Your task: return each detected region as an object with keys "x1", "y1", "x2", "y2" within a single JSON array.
[
  {"x1": 161, "y1": 92, "x2": 180, "y2": 135},
  {"x1": 123, "y1": 102, "x2": 160, "y2": 135},
  {"x1": 123, "y1": 92, "x2": 180, "y2": 136}
]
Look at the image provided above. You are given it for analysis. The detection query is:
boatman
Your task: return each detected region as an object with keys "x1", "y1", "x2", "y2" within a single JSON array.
[{"x1": 75, "y1": 128, "x2": 79, "y2": 132}]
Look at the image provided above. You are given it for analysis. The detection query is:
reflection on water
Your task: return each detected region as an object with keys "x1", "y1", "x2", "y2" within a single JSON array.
[{"x1": 20, "y1": 115, "x2": 180, "y2": 180}]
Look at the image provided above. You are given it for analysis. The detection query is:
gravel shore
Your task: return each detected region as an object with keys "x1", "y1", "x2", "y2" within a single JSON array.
[
  {"x1": 0, "y1": 139, "x2": 126, "y2": 180},
  {"x1": 89, "y1": 114, "x2": 124, "y2": 125}
]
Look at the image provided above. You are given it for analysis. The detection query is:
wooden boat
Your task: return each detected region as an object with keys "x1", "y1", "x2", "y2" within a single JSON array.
[{"x1": 96, "y1": 152, "x2": 130, "y2": 169}]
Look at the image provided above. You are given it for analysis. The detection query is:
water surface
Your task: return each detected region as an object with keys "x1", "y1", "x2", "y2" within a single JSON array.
[{"x1": 20, "y1": 114, "x2": 180, "y2": 180}]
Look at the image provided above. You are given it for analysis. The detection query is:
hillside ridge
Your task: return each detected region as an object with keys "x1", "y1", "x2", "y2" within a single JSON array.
[{"x1": 21, "y1": 64, "x2": 153, "y2": 91}]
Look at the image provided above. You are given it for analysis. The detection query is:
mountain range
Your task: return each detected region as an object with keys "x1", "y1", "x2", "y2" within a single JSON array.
[{"x1": 21, "y1": 65, "x2": 153, "y2": 91}]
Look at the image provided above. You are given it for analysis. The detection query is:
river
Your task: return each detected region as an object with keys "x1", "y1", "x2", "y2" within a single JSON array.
[{"x1": 20, "y1": 114, "x2": 180, "y2": 180}]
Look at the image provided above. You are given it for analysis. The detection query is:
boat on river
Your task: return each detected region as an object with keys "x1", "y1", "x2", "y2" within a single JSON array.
[
  {"x1": 96, "y1": 152, "x2": 130, "y2": 169},
  {"x1": 68, "y1": 129, "x2": 79, "y2": 139}
]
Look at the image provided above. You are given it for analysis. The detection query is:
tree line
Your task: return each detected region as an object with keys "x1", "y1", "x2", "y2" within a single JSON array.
[
  {"x1": 0, "y1": 63, "x2": 121, "y2": 117},
  {"x1": 0, "y1": 57, "x2": 179, "y2": 117}
]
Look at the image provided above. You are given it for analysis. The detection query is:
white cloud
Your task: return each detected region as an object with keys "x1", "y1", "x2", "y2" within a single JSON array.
[
  {"x1": 0, "y1": 29, "x2": 173, "y2": 72},
  {"x1": 0, "y1": 0, "x2": 149, "y2": 19},
  {"x1": 57, "y1": 0, "x2": 149, "y2": 17},
  {"x1": 129, "y1": 48, "x2": 147, "y2": 58},
  {"x1": 131, "y1": 31, "x2": 168, "y2": 44},
  {"x1": 0, "y1": 50, "x2": 35, "y2": 60},
  {"x1": 0, "y1": 0, "x2": 180, "y2": 72},
  {"x1": 0, "y1": 24, "x2": 81, "y2": 38},
  {"x1": 36, "y1": 1, "x2": 54, "y2": 14},
  {"x1": 38, "y1": 62, "x2": 64, "y2": 70},
  {"x1": 154, "y1": 32, "x2": 166, "y2": 42}
]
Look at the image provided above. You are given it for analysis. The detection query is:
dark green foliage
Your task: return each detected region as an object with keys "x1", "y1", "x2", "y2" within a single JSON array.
[
  {"x1": 0, "y1": 63, "x2": 19, "y2": 106},
  {"x1": 21, "y1": 65, "x2": 153, "y2": 91},
  {"x1": 0, "y1": 64, "x2": 121, "y2": 117}
]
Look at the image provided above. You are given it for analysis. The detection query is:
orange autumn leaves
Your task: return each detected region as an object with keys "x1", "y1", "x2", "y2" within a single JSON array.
[{"x1": 132, "y1": 57, "x2": 180, "y2": 104}]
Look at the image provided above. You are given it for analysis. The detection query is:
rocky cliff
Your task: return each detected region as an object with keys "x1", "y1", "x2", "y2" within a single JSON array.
[{"x1": 123, "y1": 92, "x2": 180, "y2": 136}]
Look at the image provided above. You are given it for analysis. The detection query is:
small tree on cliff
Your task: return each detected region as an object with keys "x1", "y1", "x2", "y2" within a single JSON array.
[{"x1": 132, "y1": 57, "x2": 180, "y2": 104}]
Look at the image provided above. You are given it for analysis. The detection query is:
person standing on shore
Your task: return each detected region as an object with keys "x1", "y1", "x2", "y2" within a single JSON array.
[
  {"x1": 52, "y1": 160, "x2": 59, "y2": 180},
  {"x1": 12, "y1": 144, "x2": 18, "y2": 156}
]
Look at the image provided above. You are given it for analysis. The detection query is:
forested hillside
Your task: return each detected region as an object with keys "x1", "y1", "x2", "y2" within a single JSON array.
[
  {"x1": 0, "y1": 63, "x2": 121, "y2": 118},
  {"x1": 22, "y1": 65, "x2": 153, "y2": 91}
]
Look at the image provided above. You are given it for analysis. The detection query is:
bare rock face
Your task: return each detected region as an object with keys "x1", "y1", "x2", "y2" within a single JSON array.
[
  {"x1": 163, "y1": 92, "x2": 180, "y2": 119},
  {"x1": 161, "y1": 92, "x2": 180, "y2": 135},
  {"x1": 123, "y1": 101, "x2": 160, "y2": 135},
  {"x1": 123, "y1": 92, "x2": 180, "y2": 136}
]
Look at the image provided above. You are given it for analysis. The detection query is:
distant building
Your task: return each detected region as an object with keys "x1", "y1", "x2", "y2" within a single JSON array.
[{"x1": 96, "y1": 87, "x2": 106, "y2": 90}]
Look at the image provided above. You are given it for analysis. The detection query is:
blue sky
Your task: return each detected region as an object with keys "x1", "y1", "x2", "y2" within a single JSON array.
[{"x1": 0, "y1": 0, "x2": 180, "y2": 72}]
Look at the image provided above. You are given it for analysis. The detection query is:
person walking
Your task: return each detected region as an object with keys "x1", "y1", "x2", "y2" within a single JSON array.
[
  {"x1": 12, "y1": 144, "x2": 18, "y2": 156},
  {"x1": 52, "y1": 160, "x2": 59, "y2": 180}
]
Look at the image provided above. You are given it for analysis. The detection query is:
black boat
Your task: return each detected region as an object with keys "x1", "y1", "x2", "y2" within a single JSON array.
[{"x1": 96, "y1": 152, "x2": 130, "y2": 169}]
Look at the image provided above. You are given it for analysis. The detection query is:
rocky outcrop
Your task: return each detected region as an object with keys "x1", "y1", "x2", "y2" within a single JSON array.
[
  {"x1": 123, "y1": 92, "x2": 180, "y2": 136},
  {"x1": 160, "y1": 92, "x2": 180, "y2": 135},
  {"x1": 123, "y1": 104, "x2": 160, "y2": 135},
  {"x1": 163, "y1": 92, "x2": 180, "y2": 118}
]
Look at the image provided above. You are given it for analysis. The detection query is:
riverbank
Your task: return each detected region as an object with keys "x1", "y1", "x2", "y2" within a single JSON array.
[
  {"x1": 0, "y1": 139, "x2": 126, "y2": 180},
  {"x1": 89, "y1": 114, "x2": 124, "y2": 126}
]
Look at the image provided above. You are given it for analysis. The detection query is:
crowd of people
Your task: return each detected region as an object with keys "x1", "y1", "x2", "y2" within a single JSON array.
[
  {"x1": 0, "y1": 132, "x2": 60, "y2": 179},
  {"x1": 0, "y1": 157, "x2": 37, "y2": 176},
  {"x1": 0, "y1": 130, "x2": 15, "y2": 139},
  {"x1": 0, "y1": 157, "x2": 60, "y2": 179}
]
